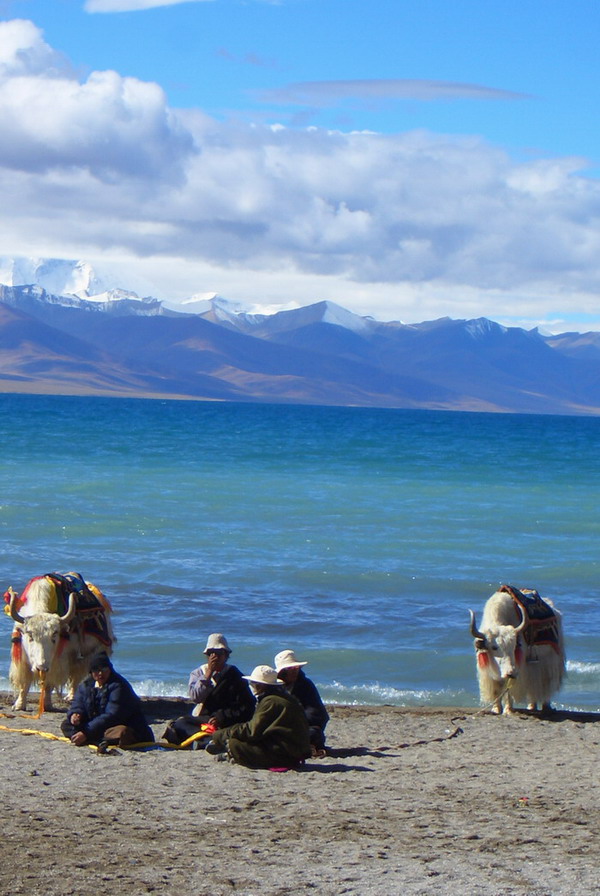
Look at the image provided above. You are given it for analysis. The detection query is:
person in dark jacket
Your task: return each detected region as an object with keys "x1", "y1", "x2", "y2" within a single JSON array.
[
  {"x1": 61, "y1": 653, "x2": 154, "y2": 747},
  {"x1": 207, "y1": 664, "x2": 311, "y2": 768},
  {"x1": 162, "y1": 633, "x2": 255, "y2": 747},
  {"x1": 274, "y1": 649, "x2": 329, "y2": 754}
]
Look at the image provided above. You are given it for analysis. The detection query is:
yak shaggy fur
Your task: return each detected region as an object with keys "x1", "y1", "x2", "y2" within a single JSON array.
[{"x1": 470, "y1": 588, "x2": 565, "y2": 715}]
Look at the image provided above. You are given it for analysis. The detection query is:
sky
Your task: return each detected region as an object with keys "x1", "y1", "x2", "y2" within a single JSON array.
[{"x1": 0, "y1": 0, "x2": 599, "y2": 332}]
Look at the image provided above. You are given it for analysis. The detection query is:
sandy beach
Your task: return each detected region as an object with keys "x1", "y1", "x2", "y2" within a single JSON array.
[{"x1": 0, "y1": 692, "x2": 598, "y2": 895}]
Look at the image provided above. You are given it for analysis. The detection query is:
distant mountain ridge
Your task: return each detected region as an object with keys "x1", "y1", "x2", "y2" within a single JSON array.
[{"x1": 0, "y1": 257, "x2": 599, "y2": 415}]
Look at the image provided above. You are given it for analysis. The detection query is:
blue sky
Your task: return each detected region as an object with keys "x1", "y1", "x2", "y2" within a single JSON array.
[{"x1": 0, "y1": 0, "x2": 599, "y2": 331}]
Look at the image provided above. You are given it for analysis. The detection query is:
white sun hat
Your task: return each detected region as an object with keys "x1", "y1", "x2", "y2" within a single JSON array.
[
  {"x1": 203, "y1": 633, "x2": 231, "y2": 654},
  {"x1": 243, "y1": 665, "x2": 283, "y2": 686},
  {"x1": 274, "y1": 649, "x2": 308, "y2": 673}
]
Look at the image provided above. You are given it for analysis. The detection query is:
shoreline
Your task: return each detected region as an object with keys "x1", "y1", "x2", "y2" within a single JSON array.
[{"x1": 1, "y1": 693, "x2": 600, "y2": 894}]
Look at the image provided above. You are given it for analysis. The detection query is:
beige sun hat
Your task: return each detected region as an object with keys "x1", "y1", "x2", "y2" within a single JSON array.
[
  {"x1": 243, "y1": 665, "x2": 283, "y2": 686},
  {"x1": 274, "y1": 649, "x2": 308, "y2": 673},
  {"x1": 203, "y1": 633, "x2": 231, "y2": 655}
]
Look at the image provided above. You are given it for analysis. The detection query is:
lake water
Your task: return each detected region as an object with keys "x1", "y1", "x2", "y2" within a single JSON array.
[{"x1": 1, "y1": 394, "x2": 599, "y2": 710}]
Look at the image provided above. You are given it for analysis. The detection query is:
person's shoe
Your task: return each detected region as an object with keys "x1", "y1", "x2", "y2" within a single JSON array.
[
  {"x1": 205, "y1": 740, "x2": 226, "y2": 755},
  {"x1": 161, "y1": 726, "x2": 179, "y2": 745}
]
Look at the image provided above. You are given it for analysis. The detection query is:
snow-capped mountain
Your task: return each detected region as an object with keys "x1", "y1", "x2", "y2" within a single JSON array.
[
  {"x1": 0, "y1": 256, "x2": 389, "y2": 332},
  {"x1": 0, "y1": 255, "x2": 161, "y2": 308},
  {"x1": 0, "y1": 256, "x2": 169, "y2": 318},
  {"x1": 0, "y1": 256, "x2": 111, "y2": 298},
  {"x1": 0, "y1": 255, "x2": 600, "y2": 414}
]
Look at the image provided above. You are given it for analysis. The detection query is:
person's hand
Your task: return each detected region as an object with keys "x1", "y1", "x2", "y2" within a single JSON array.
[
  {"x1": 71, "y1": 731, "x2": 87, "y2": 746},
  {"x1": 206, "y1": 653, "x2": 221, "y2": 676},
  {"x1": 70, "y1": 713, "x2": 82, "y2": 726},
  {"x1": 207, "y1": 716, "x2": 219, "y2": 728}
]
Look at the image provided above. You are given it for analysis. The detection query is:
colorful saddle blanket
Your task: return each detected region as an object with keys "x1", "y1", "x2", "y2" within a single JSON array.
[
  {"x1": 48, "y1": 572, "x2": 113, "y2": 646},
  {"x1": 4, "y1": 572, "x2": 113, "y2": 647},
  {"x1": 498, "y1": 584, "x2": 560, "y2": 652}
]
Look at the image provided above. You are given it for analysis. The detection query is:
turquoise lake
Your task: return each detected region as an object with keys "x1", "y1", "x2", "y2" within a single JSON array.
[{"x1": 1, "y1": 394, "x2": 598, "y2": 710}]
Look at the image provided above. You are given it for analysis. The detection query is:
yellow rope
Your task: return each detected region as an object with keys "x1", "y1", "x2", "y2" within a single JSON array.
[
  {"x1": 0, "y1": 709, "x2": 213, "y2": 752},
  {"x1": 0, "y1": 724, "x2": 96, "y2": 751},
  {"x1": 0, "y1": 723, "x2": 181, "y2": 752},
  {"x1": 179, "y1": 729, "x2": 213, "y2": 749},
  {"x1": 0, "y1": 724, "x2": 70, "y2": 741}
]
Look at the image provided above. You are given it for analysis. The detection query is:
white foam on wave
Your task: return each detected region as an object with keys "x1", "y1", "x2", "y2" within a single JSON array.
[
  {"x1": 131, "y1": 678, "x2": 458, "y2": 705},
  {"x1": 3, "y1": 666, "x2": 598, "y2": 711},
  {"x1": 0, "y1": 675, "x2": 190, "y2": 700},
  {"x1": 322, "y1": 680, "x2": 474, "y2": 707},
  {"x1": 554, "y1": 699, "x2": 600, "y2": 712},
  {"x1": 566, "y1": 660, "x2": 600, "y2": 675},
  {"x1": 0, "y1": 674, "x2": 476, "y2": 707},
  {"x1": 131, "y1": 679, "x2": 188, "y2": 698}
]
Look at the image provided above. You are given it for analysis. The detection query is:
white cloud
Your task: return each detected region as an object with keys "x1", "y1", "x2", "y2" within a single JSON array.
[
  {"x1": 0, "y1": 18, "x2": 73, "y2": 77},
  {"x1": 85, "y1": 0, "x2": 210, "y2": 12},
  {"x1": 0, "y1": 19, "x2": 599, "y2": 331},
  {"x1": 0, "y1": 20, "x2": 194, "y2": 180}
]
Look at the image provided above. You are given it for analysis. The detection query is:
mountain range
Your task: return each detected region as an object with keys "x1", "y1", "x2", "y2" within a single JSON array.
[{"x1": 0, "y1": 257, "x2": 599, "y2": 415}]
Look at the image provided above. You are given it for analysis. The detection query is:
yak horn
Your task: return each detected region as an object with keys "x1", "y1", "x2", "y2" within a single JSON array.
[
  {"x1": 515, "y1": 602, "x2": 527, "y2": 635},
  {"x1": 59, "y1": 592, "x2": 77, "y2": 624},
  {"x1": 9, "y1": 590, "x2": 24, "y2": 624},
  {"x1": 469, "y1": 609, "x2": 485, "y2": 641}
]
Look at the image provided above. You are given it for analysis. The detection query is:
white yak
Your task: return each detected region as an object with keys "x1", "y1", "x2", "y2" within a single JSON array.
[
  {"x1": 469, "y1": 586, "x2": 565, "y2": 715},
  {"x1": 6, "y1": 573, "x2": 114, "y2": 711}
]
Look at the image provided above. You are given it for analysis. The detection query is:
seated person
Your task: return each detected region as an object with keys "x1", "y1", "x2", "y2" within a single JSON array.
[
  {"x1": 163, "y1": 633, "x2": 255, "y2": 746},
  {"x1": 207, "y1": 664, "x2": 311, "y2": 769},
  {"x1": 61, "y1": 653, "x2": 154, "y2": 748},
  {"x1": 274, "y1": 648, "x2": 330, "y2": 754}
]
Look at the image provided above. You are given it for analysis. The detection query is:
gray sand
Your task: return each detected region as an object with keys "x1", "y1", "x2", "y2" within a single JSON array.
[{"x1": 0, "y1": 695, "x2": 598, "y2": 895}]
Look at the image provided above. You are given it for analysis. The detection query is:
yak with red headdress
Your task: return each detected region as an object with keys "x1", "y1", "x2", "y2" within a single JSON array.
[
  {"x1": 469, "y1": 585, "x2": 565, "y2": 715},
  {"x1": 4, "y1": 572, "x2": 115, "y2": 711}
]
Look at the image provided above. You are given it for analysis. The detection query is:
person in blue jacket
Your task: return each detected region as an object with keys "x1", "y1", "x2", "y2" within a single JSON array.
[{"x1": 61, "y1": 653, "x2": 154, "y2": 748}]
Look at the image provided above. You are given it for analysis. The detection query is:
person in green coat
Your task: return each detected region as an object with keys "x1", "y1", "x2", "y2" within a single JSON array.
[{"x1": 207, "y1": 665, "x2": 311, "y2": 768}]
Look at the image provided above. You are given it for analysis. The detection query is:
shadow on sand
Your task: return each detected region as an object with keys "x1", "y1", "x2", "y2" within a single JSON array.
[{"x1": 519, "y1": 707, "x2": 600, "y2": 724}]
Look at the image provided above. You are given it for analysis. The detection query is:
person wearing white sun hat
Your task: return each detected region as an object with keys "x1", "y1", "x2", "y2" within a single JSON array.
[
  {"x1": 274, "y1": 649, "x2": 330, "y2": 754},
  {"x1": 206, "y1": 664, "x2": 311, "y2": 768}
]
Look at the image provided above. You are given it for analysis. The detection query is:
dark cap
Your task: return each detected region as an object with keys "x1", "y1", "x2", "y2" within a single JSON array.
[{"x1": 89, "y1": 652, "x2": 113, "y2": 673}]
